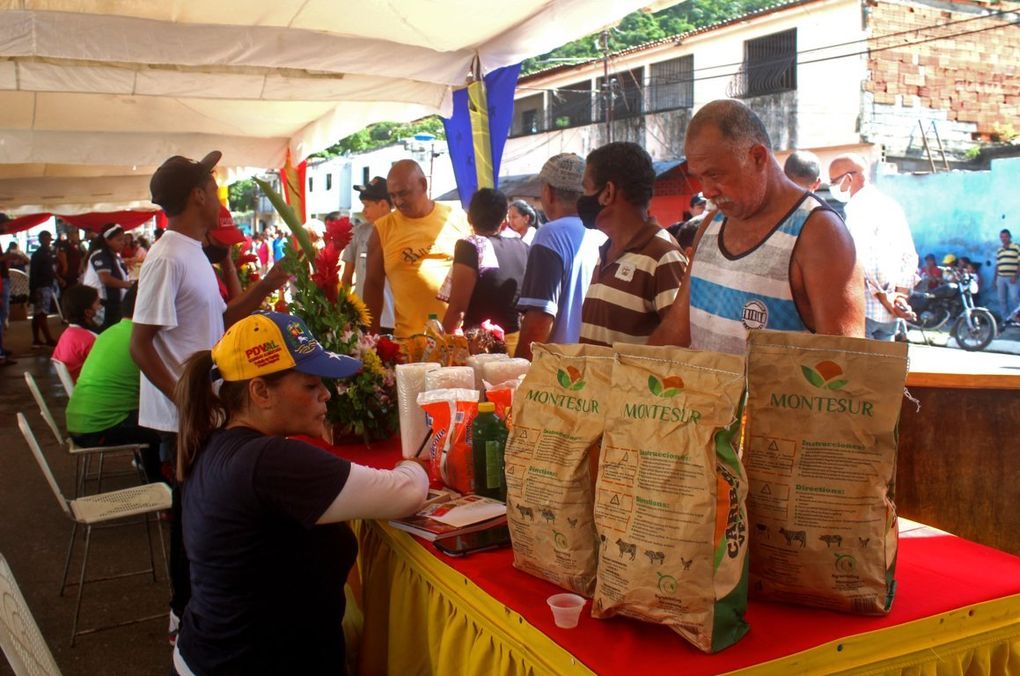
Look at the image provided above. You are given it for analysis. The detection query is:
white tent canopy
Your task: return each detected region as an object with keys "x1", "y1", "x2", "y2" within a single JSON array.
[{"x1": 0, "y1": 1, "x2": 670, "y2": 215}]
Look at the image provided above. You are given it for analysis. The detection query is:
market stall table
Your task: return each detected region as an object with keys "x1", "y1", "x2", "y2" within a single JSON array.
[
  {"x1": 314, "y1": 436, "x2": 1020, "y2": 676},
  {"x1": 898, "y1": 344, "x2": 1020, "y2": 555}
]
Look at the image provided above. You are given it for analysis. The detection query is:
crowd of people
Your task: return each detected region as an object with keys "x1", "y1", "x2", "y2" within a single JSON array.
[{"x1": 7, "y1": 96, "x2": 1020, "y2": 673}]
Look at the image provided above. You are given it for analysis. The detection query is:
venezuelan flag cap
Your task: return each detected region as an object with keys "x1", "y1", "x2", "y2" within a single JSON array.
[{"x1": 212, "y1": 312, "x2": 361, "y2": 381}]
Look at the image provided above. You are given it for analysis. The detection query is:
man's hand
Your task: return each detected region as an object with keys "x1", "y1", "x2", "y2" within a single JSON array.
[
  {"x1": 891, "y1": 293, "x2": 916, "y2": 321},
  {"x1": 263, "y1": 259, "x2": 292, "y2": 290}
]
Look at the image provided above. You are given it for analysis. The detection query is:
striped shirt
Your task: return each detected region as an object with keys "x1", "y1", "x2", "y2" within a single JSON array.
[
  {"x1": 690, "y1": 194, "x2": 830, "y2": 355},
  {"x1": 579, "y1": 226, "x2": 687, "y2": 346},
  {"x1": 996, "y1": 242, "x2": 1020, "y2": 277}
]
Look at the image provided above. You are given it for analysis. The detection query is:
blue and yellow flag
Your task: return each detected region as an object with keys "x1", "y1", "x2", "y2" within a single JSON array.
[{"x1": 442, "y1": 63, "x2": 521, "y2": 209}]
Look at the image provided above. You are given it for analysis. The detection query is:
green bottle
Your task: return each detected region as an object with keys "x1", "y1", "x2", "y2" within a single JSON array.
[{"x1": 472, "y1": 402, "x2": 508, "y2": 501}]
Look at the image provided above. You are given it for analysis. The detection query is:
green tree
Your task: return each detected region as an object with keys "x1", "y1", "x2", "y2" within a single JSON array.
[
  {"x1": 228, "y1": 178, "x2": 257, "y2": 212},
  {"x1": 521, "y1": 0, "x2": 776, "y2": 75},
  {"x1": 316, "y1": 116, "x2": 447, "y2": 159}
]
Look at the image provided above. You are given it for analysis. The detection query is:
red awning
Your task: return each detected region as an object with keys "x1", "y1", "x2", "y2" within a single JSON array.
[{"x1": 1, "y1": 210, "x2": 160, "y2": 235}]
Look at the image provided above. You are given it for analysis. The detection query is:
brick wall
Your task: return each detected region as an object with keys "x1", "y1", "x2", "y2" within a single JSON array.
[{"x1": 864, "y1": 0, "x2": 1020, "y2": 155}]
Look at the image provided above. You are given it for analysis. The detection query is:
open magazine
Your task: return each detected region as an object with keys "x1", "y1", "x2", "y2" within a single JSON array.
[{"x1": 389, "y1": 494, "x2": 507, "y2": 542}]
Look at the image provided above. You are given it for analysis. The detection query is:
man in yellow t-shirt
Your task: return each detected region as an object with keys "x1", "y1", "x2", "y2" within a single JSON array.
[{"x1": 365, "y1": 159, "x2": 470, "y2": 338}]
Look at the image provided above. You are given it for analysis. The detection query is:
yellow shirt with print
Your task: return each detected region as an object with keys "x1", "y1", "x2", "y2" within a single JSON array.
[{"x1": 374, "y1": 202, "x2": 470, "y2": 338}]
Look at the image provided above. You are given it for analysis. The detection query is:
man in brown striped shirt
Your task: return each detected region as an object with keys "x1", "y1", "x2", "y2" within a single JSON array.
[{"x1": 577, "y1": 142, "x2": 687, "y2": 346}]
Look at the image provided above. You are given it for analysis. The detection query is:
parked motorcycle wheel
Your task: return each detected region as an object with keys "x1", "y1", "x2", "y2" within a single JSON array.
[{"x1": 952, "y1": 309, "x2": 996, "y2": 351}]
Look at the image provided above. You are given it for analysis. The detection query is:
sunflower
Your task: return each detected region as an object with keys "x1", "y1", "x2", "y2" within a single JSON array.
[{"x1": 346, "y1": 290, "x2": 373, "y2": 327}]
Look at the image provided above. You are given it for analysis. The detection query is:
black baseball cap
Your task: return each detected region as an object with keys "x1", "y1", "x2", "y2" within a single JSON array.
[
  {"x1": 150, "y1": 151, "x2": 222, "y2": 214},
  {"x1": 355, "y1": 176, "x2": 389, "y2": 202}
]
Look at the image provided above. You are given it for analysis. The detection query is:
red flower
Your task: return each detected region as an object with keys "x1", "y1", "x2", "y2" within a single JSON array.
[
  {"x1": 325, "y1": 216, "x2": 353, "y2": 251},
  {"x1": 375, "y1": 336, "x2": 404, "y2": 365},
  {"x1": 481, "y1": 320, "x2": 505, "y2": 342},
  {"x1": 311, "y1": 243, "x2": 341, "y2": 303},
  {"x1": 274, "y1": 298, "x2": 288, "y2": 313},
  {"x1": 236, "y1": 253, "x2": 259, "y2": 266}
]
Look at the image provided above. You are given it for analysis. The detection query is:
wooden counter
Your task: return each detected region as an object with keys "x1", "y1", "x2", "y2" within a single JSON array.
[{"x1": 897, "y1": 345, "x2": 1020, "y2": 555}]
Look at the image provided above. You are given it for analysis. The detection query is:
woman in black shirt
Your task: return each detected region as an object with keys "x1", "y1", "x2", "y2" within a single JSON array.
[
  {"x1": 438, "y1": 188, "x2": 529, "y2": 345},
  {"x1": 173, "y1": 312, "x2": 428, "y2": 675}
]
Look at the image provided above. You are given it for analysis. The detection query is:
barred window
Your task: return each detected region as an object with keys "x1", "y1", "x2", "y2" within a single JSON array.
[
  {"x1": 510, "y1": 93, "x2": 545, "y2": 137},
  {"x1": 733, "y1": 29, "x2": 797, "y2": 98},
  {"x1": 649, "y1": 55, "x2": 694, "y2": 112},
  {"x1": 550, "y1": 81, "x2": 593, "y2": 129},
  {"x1": 597, "y1": 67, "x2": 644, "y2": 121}
]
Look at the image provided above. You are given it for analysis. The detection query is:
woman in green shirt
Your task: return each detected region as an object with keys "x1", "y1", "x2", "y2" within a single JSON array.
[{"x1": 65, "y1": 287, "x2": 163, "y2": 483}]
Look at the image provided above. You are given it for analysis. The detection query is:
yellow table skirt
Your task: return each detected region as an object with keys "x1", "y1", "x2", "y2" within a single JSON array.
[{"x1": 349, "y1": 520, "x2": 1020, "y2": 675}]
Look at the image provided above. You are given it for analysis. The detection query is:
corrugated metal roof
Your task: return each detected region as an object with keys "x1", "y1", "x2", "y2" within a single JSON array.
[{"x1": 519, "y1": 0, "x2": 824, "y2": 83}]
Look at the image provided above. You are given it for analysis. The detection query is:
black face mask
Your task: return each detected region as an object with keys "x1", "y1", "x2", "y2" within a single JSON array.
[
  {"x1": 576, "y1": 186, "x2": 606, "y2": 230},
  {"x1": 203, "y1": 244, "x2": 229, "y2": 265}
]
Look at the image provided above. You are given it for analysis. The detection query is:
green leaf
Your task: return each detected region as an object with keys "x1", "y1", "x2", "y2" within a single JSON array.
[
  {"x1": 254, "y1": 177, "x2": 317, "y2": 262},
  {"x1": 801, "y1": 366, "x2": 825, "y2": 388},
  {"x1": 571, "y1": 380, "x2": 586, "y2": 391},
  {"x1": 660, "y1": 388, "x2": 680, "y2": 398},
  {"x1": 648, "y1": 375, "x2": 662, "y2": 396},
  {"x1": 557, "y1": 369, "x2": 571, "y2": 388},
  {"x1": 826, "y1": 379, "x2": 848, "y2": 391}
]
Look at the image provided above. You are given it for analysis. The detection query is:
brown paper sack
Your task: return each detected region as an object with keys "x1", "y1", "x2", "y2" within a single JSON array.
[
  {"x1": 592, "y1": 344, "x2": 749, "y2": 653},
  {"x1": 504, "y1": 343, "x2": 613, "y2": 595},
  {"x1": 745, "y1": 330, "x2": 908, "y2": 614}
]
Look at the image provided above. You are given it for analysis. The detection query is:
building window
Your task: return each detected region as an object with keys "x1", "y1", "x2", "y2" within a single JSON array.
[
  {"x1": 549, "y1": 80, "x2": 592, "y2": 129},
  {"x1": 308, "y1": 177, "x2": 314, "y2": 192},
  {"x1": 510, "y1": 93, "x2": 545, "y2": 137},
  {"x1": 733, "y1": 29, "x2": 797, "y2": 98},
  {"x1": 597, "y1": 67, "x2": 644, "y2": 121},
  {"x1": 326, "y1": 173, "x2": 333, "y2": 191},
  {"x1": 362, "y1": 167, "x2": 370, "y2": 185},
  {"x1": 649, "y1": 55, "x2": 693, "y2": 112}
]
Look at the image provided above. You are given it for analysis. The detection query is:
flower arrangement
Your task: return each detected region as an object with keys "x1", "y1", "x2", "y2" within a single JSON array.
[{"x1": 255, "y1": 178, "x2": 401, "y2": 444}]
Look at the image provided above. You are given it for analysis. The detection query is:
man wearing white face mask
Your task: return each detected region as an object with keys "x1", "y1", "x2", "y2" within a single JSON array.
[{"x1": 827, "y1": 153, "x2": 917, "y2": 341}]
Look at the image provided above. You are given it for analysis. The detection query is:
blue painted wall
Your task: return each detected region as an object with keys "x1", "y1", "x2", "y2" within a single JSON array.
[{"x1": 876, "y1": 157, "x2": 1020, "y2": 313}]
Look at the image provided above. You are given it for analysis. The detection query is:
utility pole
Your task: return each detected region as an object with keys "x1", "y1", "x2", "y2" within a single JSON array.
[{"x1": 600, "y1": 30, "x2": 612, "y2": 144}]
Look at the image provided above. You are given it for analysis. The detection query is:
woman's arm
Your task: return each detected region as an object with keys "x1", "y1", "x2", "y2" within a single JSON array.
[
  {"x1": 441, "y1": 263, "x2": 477, "y2": 333},
  {"x1": 316, "y1": 461, "x2": 428, "y2": 524},
  {"x1": 98, "y1": 270, "x2": 133, "y2": 289}
]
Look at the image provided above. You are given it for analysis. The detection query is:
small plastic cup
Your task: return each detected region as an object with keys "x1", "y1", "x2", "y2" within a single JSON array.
[{"x1": 547, "y1": 593, "x2": 586, "y2": 629}]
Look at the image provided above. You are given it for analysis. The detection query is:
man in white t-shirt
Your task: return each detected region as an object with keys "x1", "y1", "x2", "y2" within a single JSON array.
[{"x1": 131, "y1": 150, "x2": 289, "y2": 641}]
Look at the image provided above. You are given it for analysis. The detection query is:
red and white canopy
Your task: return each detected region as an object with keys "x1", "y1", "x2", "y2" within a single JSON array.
[{"x1": 0, "y1": 1, "x2": 673, "y2": 214}]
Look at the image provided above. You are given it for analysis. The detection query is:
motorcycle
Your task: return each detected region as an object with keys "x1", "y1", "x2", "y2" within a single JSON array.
[{"x1": 907, "y1": 270, "x2": 997, "y2": 351}]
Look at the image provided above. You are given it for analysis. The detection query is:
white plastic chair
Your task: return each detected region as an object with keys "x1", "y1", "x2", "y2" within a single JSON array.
[
  {"x1": 24, "y1": 372, "x2": 143, "y2": 495},
  {"x1": 0, "y1": 553, "x2": 62, "y2": 676},
  {"x1": 51, "y1": 359, "x2": 75, "y2": 397},
  {"x1": 17, "y1": 413, "x2": 171, "y2": 646}
]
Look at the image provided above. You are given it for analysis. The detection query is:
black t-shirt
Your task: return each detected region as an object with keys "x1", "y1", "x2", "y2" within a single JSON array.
[
  {"x1": 178, "y1": 427, "x2": 355, "y2": 675},
  {"x1": 453, "y1": 234, "x2": 529, "y2": 332},
  {"x1": 28, "y1": 245, "x2": 57, "y2": 290}
]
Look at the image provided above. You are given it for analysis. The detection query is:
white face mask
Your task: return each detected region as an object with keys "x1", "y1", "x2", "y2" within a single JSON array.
[
  {"x1": 829, "y1": 178, "x2": 852, "y2": 203},
  {"x1": 92, "y1": 305, "x2": 105, "y2": 327}
]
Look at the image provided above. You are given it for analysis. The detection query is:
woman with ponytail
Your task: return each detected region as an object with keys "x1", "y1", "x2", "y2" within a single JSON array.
[{"x1": 171, "y1": 311, "x2": 428, "y2": 676}]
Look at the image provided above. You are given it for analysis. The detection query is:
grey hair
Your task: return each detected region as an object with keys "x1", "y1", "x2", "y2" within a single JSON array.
[{"x1": 688, "y1": 99, "x2": 772, "y2": 150}]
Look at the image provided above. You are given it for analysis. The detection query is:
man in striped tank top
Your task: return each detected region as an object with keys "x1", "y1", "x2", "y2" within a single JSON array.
[{"x1": 650, "y1": 100, "x2": 864, "y2": 354}]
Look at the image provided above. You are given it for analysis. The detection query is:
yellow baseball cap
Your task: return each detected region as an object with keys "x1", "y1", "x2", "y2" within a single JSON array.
[
  {"x1": 211, "y1": 312, "x2": 361, "y2": 381},
  {"x1": 942, "y1": 254, "x2": 957, "y2": 265}
]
